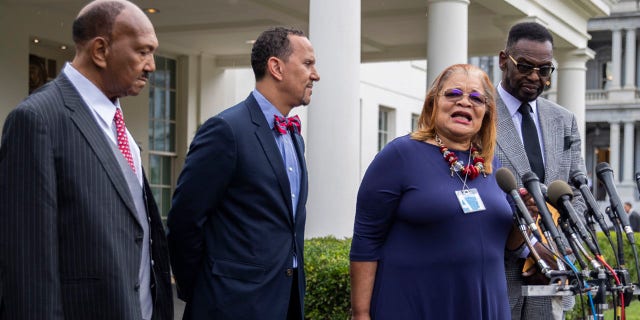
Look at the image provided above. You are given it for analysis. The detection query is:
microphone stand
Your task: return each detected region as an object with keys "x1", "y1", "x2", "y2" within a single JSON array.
[
  {"x1": 559, "y1": 218, "x2": 588, "y2": 270},
  {"x1": 514, "y1": 214, "x2": 551, "y2": 276},
  {"x1": 605, "y1": 206, "x2": 625, "y2": 268}
]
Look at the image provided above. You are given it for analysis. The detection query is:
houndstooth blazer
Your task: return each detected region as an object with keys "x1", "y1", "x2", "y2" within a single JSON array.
[{"x1": 495, "y1": 94, "x2": 587, "y2": 320}]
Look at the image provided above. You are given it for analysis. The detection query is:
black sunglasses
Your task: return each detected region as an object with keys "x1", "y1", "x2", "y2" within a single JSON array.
[{"x1": 508, "y1": 55, "x2": 555, "y2": 77}]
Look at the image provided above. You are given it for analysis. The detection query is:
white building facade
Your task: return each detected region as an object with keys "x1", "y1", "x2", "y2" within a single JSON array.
[{"x1": 0, "y1": 0, "x2": 614, "y2": 237}]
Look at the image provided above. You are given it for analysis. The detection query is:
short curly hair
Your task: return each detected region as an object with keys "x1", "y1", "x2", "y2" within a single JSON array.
[
  {"x1": 506, "y1": 22, "x2": 554, "y2": 51},
  {"x1": 251, "y1": 27, "x2": 306, "y2": 81}
]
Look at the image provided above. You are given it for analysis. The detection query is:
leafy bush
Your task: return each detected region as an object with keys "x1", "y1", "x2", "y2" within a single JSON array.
[
  {"x1": 302, "y1": 233, "x2": 640, "y2": 319},
  {"x1": 304, "y1": 236, "x2": 352, "y2": 320}
]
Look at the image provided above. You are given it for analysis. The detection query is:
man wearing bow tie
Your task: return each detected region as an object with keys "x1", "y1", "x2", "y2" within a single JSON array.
[{"x1": 167, "y1": 27, "x2": 320, "y2": 320}]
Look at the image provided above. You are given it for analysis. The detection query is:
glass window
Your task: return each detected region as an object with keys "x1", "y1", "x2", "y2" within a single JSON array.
[
  {"x1": 378, "y1": 108, "x2": 390, "y2": 152},
  {"x1": 148, "y1": 55, "x2": 177, "y2": 223}
]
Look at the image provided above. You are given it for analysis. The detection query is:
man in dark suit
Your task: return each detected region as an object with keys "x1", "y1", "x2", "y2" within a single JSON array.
[
  {"x1": 495, "y1": 22, "x2": 587, "y2": 320},
  {"x1": 167, "y1": 27, "x2": 319, "y2": 320},
  {"x1": 0, "y1": 1, "x2": 172, "y2": 319},
  {"x1": 624, "y1": 202, "x2": 640, "y2": 232}
]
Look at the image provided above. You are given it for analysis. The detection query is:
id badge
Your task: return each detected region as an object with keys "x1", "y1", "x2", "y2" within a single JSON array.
[{"x1": 455, "y1": 188, "x2": 486, "y2": 214}]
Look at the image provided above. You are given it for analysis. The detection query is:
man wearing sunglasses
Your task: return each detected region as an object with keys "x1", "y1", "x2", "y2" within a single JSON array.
[{"x1": 494, "y1": 22, "x2": 587, "y2": 320}]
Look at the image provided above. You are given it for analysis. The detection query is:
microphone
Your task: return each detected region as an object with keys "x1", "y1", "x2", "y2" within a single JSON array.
[
  {"x1": 522, "y1": 171, "x2": 569, "y2": 257},
  {"x1": 596, "y1": 162, "x2": 636, "y2": 245},
  {"x1": 570, "y1": 170, "x2": 611, "y2": 237},
  {"x1": 547, "y1": 180, "x2": 600, "y2": 257},
  {"x1": 496, "y1": 168, "x2": 541, "y2": 240}
]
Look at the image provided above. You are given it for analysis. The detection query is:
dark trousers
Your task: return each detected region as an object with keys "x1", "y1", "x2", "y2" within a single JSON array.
[{"x1": 286, "y1": 269, "x2": 302, "y2": 320}]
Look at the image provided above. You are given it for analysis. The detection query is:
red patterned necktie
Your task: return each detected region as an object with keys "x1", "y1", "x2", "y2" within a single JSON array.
[
  {"x1": 114, "y1": 108, "x2": 136, "y2": 173},
  {"x1": 273, "y1": 114, "x2": 301, "y2": 135}
]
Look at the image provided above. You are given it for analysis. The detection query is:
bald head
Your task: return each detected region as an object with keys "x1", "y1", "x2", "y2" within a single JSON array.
[
  {"x1": 70, "y1": 0, "x2": 158, "y2": 101},
  {"x1": 72, "y1": 0, "x2": 150, "y2": 45}
]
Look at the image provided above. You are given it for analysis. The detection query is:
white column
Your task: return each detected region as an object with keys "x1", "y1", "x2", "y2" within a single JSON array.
[
  {"x1": 610, "y1": 122, "x2": 621, "y2": 182},
  {"x1": 555, "y1": 48, "x2": 594, "y2": 157},
  {"x1": 625, "y1": 28, "x2": 637, "y2": 90},
  {"x1": 611, "y1": 29, "x2": 622, "y2": 90},
  {"x1": 426, "y1": 0, "x2": 469, "y2": 85},
  {"x1": 307, "y1": 0, "x2": 360, "y2": 238},
  {"x1": 637, "y1": 40, "x2": 640, "y2": 87},
  {"x1": 623, "y1": 121, "x2": 635, "y2": 183}
]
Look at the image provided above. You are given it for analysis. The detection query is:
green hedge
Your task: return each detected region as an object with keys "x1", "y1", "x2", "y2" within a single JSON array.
[
  {"x1": 302, "y1": 233, "x2": 640, "y2": 320},
  {"x1": 304, "y1": 236, "x2": 351, "y2": 320}
]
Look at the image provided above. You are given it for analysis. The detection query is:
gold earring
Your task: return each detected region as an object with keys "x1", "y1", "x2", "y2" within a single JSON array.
[{"x1": 545, "y1": 81, "x2": 551, "y2": 86}]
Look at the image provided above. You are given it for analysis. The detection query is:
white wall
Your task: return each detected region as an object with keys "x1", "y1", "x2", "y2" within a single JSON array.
[{"x1": 359, "y1": 61, "x2": 426, "y2": 179}]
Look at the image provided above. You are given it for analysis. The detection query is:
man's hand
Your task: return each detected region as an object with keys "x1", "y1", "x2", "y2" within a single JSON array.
[{"x1": 522, "y1": 242, "x2": 559, "y2": 285}]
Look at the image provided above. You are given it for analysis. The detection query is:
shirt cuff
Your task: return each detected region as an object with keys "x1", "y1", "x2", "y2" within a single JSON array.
[{"x1": 519, "y1": 235, "x2": 539, "y2": 259}]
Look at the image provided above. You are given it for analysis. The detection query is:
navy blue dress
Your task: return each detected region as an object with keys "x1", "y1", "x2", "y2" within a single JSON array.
[{"x1": 350, "y1": 135, "x2": 513, "y2": 320}]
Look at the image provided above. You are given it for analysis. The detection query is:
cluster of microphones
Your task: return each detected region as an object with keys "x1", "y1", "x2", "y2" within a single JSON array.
[{"x1": 496, "y1": 162, "x2": 640, "y2": 319}]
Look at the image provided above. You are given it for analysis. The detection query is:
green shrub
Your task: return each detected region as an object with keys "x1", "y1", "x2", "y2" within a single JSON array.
[
  {"x1": 302, "y1": 233, "x2": 640, "y2": 319},
  {"x1": 304, "y1": 236, "x2": 352, "y2": 320}
]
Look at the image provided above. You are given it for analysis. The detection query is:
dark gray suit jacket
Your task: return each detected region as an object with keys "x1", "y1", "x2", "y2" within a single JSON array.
[
  {"x1": 0, "y1": 74, "x2": 173, "y2": 320},
  {"x1": 495, "y1": 94, "x2": 586, "y2": 320},
  {"x1": 167, "y1": 93, "x2": 308, "y2": 319}
]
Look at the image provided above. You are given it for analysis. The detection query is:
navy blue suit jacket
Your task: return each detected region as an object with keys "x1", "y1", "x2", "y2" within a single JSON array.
[{"x1": 167, "y1": 93, "x2": 308, "y2": 319}]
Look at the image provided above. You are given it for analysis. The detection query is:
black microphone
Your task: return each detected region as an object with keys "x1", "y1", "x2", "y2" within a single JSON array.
[
  {"x1": 496, "y1": 168, "x2": 541, "y2": 240},
  {"x1": 596, "y1": 162, "x2": 636, "y2": 245},
  {"x1": 522, "y1": 171, "x2": 569, "y2": 257},
  {"x1": 570, "y1": 170, "x2": 611, "y2": 237},
  {"x1": 547, "y1": 180, "x2": 600, "y2": 257}
]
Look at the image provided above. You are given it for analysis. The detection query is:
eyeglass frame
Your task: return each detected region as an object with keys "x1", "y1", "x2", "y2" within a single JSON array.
[
  {"x1": 439, "y1": 88, "x2": 487, "y2": 107},
  {"x1": 507, "y1": 54, "x2": 555, "y2": 77}
]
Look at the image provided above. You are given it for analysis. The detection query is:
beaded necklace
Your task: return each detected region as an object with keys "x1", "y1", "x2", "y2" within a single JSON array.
[{"x1": 435, "y1": 134, "x2": 486, "y2": 180}]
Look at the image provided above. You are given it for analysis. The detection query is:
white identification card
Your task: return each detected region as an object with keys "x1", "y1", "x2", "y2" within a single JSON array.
[{"x1": 455, "y1": 188, "x2": 486, "y2": 214}]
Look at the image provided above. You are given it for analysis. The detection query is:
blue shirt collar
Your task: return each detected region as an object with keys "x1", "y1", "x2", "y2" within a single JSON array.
[{"x1": 252, "y1": 89, "x2": 285, "y2": 131}]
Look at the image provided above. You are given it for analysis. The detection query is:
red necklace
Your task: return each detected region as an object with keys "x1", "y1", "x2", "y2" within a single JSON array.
[{"x1": 435, "y1": 134, "x2": 486, "y2": 180}]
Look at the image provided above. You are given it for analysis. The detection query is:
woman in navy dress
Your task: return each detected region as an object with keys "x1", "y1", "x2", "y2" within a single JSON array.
[{"x1": 350, "y1": 64, "x2": 525, "y2": 320}]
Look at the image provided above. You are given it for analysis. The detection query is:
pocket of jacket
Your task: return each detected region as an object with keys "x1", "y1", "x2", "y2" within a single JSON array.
[{"x1": 211, "y1": 259, "x2": 265, "y2": 284}]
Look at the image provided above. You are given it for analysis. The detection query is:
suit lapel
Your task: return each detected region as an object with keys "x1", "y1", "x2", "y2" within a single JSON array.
[
  {"x1": 245, "y1": 95, "x2": 295, "y2": 223},
  {"x1": 291, "y1": 131, "x2": 307, "y2": 215},
  {"x1": 496, "y1": 97, "x2": 532, "y2": 181},
  {"x1": 537, "y1": 100, "x2": 561, "y2": 183},
  {"x1": 56, "y1": 75, "x2": 139, "y2": 221}
]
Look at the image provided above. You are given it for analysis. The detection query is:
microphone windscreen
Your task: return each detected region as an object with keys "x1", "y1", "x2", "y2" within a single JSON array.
[
  {"x1": 547, "y1": 180, "x2": 573, "y2": 206},
  {"x1": 496, "y1": 167, "x2": 517, "y2": 192},
  {"x1": 596, "y1": 162, "x2": 610, "y2": 175},
  {"x1": 570, "y1": 170, "x2": 588, "y2": 186}
]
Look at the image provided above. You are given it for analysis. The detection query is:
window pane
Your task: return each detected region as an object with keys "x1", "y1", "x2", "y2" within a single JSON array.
[
  {"x1": 149, "y1": 93, "x2": 155, "y2": 119},
  {"x1": 150, "y1": 154, "x2": 160, "y2": 184},
  {"x1": 154, "y1": 88, "x2": 165, "y2": 119},
  {"x1": 161, "y1": 188, "x2": 172, "y2": 220},
  {"x1": 148, "y1": 120, "x2": 155, "y2": 150},
  {"x1": 154, "y1": 121, "x2": 165, "y2": 151},
  {"x1": 151, "y1": 186, "x2": 161, "y2": 206},
  {"x1": 162, "y1": 156, "x2": 172, "y2": 185}
]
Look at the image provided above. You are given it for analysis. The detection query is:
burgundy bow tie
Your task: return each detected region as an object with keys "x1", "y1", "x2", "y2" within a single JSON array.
[{"x1": 274, "y1": 115, "x2": 301, "y2": 135}]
